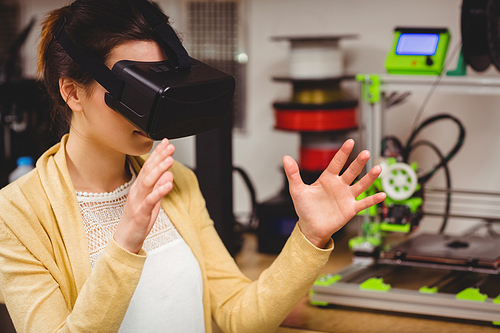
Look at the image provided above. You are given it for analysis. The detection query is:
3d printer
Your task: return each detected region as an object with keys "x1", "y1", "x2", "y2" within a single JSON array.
[
  {"x1": 309, "y1": 113, "x2": 500, "y2": 327},
  {"x1": 309, "y1": 0, "x2": 500, "y2": 324}
]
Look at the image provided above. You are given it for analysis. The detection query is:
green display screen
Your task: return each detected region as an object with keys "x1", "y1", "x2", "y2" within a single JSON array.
[
  {"x1": 385, "y1": 27, "x2": 450, "y2": 75},
  {"x1": 396, "y1": 33, "x2": 440, "y2": 56}
]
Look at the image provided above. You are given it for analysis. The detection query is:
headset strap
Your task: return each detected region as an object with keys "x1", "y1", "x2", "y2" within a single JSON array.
[
  {"x1": 54, "y1": 17, "x2": 123, "y2": 98},
  {"x1": 130, "y1": 0, "x2": 191, "y2": 70}
]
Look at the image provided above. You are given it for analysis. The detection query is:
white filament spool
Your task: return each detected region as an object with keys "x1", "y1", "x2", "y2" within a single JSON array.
[{"x1": 290, "y1": 39, "x2": 343, "y2": 79}]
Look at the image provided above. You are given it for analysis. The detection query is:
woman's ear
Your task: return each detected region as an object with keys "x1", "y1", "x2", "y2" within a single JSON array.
[{"x1": 59, "y1": 78, "x2": 84, "y2": 112}]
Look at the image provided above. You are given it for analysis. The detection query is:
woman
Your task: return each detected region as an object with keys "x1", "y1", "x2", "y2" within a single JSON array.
[{"x1": 0, "y1": 0, "x2": 385, "y2": 332}]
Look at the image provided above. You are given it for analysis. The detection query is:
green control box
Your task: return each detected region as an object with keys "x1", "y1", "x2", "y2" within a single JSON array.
[{"x1": 385, "y1": 27, "x2": 450, "y2": 75}]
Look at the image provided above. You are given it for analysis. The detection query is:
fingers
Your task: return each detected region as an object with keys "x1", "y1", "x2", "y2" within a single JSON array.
[
  {"x1": 141, "y1": 139, "x2": 168, "y2": 170},
  {"x1": 351, "y1": 165, "x2": 383, "y2": 197},
  {"x1": 325, "y1": 139, "x2": 355, "y2": 176},
  {"x1": 283, "y1": 155, "x2": 304, "y2": 192},
  {"x1": 115, "y1": 140, "x2": 175, "y2": 253},
  {"x1": 140, "y1": 172, "x2": 173, "y2": 215},
  {"x1": 355, "y1": 192, "x2": 386, "y2": 213},
  {"x1": 142, "y1": 155, "x2": 174, "y2": 188},
  {"x1": 141, "y1": 139, "x2": 174, "y2": 174},
  {"x1": 341, "y1": 150, "x2": 370, "y2": 186},
  {"x1": 146, "y1": 170, "x2": 174, "y2": 204},
  {"x1": 135, "y1": 139, "x2": 175, "y2": 197},
  {"x1": 156, "y1": 169, "x2": 174, "y2": 188}
]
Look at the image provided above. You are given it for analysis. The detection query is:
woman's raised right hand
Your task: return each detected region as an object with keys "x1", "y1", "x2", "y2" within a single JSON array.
[{"x1": 113, "y1": 138, "x2": 175, "y2": 254}]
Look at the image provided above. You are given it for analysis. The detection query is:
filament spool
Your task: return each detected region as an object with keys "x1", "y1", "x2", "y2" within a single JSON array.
[
  {"x1": 271, "y1": 35, "x2": 357, "y2": 79},
  {"x1": 270, "y1": 34, "x2": 359, "y2": 180},
  {"x1": 300, "y1": 132, "x2": 344, "y2": 171},
  {"x1": 292, "y1": 80, "x2": 343, "y2": 104},
  {"x1": 290, "y1": 39, "x2": 343, "y2": 78},
  {"x1": 273, "y1": 100, "x2": 358, "y2": 132}
]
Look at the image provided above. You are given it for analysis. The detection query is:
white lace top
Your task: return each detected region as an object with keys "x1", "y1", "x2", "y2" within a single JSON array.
[
  {"x1": 76, "y1": 166, "x2": 205, "y2": 332},
  {"x1": 76, "y1": 168, "x2": 182, "y2": 267}
]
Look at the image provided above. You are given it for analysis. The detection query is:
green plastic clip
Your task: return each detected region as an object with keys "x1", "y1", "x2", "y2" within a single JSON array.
[
  {"x1": 356, "y1": 74, "x2": 381, "y2": 103},
  {"x1": 384, "y1": 195, "x2": 423, "y2": 213},
  {"x1": 314, "y1": 274, "x2": 342, "y2": 287},
  {"x1": 310, "y1": 274, "x2": 342, "y2": 307},
  {"x1": 455, "y1": 287, "x2": 488, "y2": 302},
  {"x1": 380, "y1": 222, "x2": 411, "y2": 233},
  {"x1": 359, "y1": 277, "x2": 391, "y2": 292},
  {"x1": 493, "y1": 295, "x2": 500, "y2": 326},
  {"x1": 419, "y1": 286, "x2": 438, "y2": 294},
  {"x1": 349, "y1": 235, "x2": 381, "y2": 252},
  {"x1": 308, "y1": 290, "x2": 329, "y2": 306}
]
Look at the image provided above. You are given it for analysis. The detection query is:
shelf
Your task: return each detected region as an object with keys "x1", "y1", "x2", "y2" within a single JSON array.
[{"x1": 378, "y1": 74, "x2": 500, "y2": 96}]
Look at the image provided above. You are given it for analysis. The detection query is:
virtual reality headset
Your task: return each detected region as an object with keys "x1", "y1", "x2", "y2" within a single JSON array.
[{"x1": 54, "y1": 0, "x2": 235, "y2": 140}]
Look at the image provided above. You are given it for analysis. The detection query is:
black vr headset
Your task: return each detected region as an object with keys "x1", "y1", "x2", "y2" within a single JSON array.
[{"x1": 54, "y1": 0, "x2": 235, "y2": 140}]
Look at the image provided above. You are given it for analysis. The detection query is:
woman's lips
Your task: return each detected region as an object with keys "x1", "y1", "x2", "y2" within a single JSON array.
[{"x1": 134, "y1": 130, "x2": 148, "y2": 138}]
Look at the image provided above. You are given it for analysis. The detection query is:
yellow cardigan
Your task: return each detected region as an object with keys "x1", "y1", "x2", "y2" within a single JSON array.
[{"x1": 0, "y1": 135, "x2": 333, "y2": 333}]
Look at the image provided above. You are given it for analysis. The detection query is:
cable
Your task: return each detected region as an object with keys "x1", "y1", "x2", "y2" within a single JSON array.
[
  {"x1": 404, "y1": 114, "x2": 466, "y2": 184},
  {"x1": 409, "y1": 76, "x2": 444, "y2": 135},
  {"x1": 405, "y1": 114, "x2": 465, "y2": 233},
  {"x1": 385, "y1": 91, "x2": 412, "y2": 109},
  {"x1": 379, "y1": 43, "x2": 467, "y2": 235},
  {"x1": 487, "y1": 222, "x2": 500, "y2": 238},
  {"x1": 407, "y1": 140, "x2": 451, "y2": 234},
  {"x1": 381, "y1": 114, "x2": 466, "y2": 234},
  {"x1": 409, "y1": 41, "x2": 463, "y2": 133},
  {"x1": 463, "y1": 220, "x2": 500, "y2": 238},
  {"x1": 232, "y1": 166, "x2": 258, "y2": 232},
  {"x1": 380, "y1": 135, "x2": 404, "y2": 157}
]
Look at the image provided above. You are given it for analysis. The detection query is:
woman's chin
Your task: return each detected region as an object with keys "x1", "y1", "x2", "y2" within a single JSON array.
[{"x1": 130, "y1": 131, "x2": 155, "y2": 154}]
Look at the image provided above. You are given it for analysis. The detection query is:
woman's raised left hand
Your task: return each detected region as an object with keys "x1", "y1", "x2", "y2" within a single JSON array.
[{"x1": 283, "y1": 139, "x2": 386, "y2": 249}]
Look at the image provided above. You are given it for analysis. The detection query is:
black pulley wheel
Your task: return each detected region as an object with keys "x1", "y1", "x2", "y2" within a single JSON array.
[{"x1": 462, "y1": 0, "x2": 491, "y2": 72}]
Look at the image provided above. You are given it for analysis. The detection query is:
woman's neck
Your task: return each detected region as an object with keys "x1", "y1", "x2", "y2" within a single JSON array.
[{"x1": 65, "y1": 131, "x2": 132, "y2": 193}]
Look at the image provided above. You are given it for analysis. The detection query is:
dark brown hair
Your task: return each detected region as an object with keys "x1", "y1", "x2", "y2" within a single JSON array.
[{"x1": 38, "y1": 0, "x2": 170, "y2": 136}]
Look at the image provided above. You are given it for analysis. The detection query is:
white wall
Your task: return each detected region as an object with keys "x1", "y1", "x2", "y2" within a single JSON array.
[
  {"x1": 18, "y1": 0, "x2": 500, "y2": 233},
  {"x1": 237, "y1": 0, "x2": 500, "y2": 235}
]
